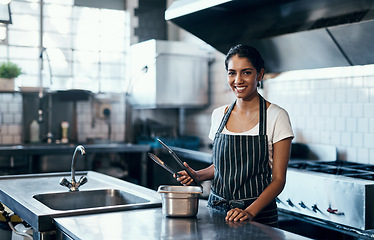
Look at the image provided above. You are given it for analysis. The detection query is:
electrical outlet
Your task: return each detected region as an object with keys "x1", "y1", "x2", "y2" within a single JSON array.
[{"x1": 96, "y1": 103, "x2": 112, "y2": 119}]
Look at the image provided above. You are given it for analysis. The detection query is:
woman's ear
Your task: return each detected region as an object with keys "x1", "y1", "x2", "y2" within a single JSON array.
[
  {"x1": 259, "y1": 68, "x2": 265, "y2": 80},
  {"x1": 257, "y1": 68, "x2": 265, "y2": 87}
]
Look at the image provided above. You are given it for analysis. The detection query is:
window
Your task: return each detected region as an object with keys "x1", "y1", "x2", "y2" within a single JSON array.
[{"x1": 1, "y1": 0, "x2": 130, "y2": 93}]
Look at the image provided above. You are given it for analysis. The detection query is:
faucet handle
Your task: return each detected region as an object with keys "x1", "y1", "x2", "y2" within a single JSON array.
[
  {"x1": 60, "y1": 177, "x2": 72, "y2": 188},
  {"x1": 77, "y1": 176, "x2": 88, "y2": 187}
]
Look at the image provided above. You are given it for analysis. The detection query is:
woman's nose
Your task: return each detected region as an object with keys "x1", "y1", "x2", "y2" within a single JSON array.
[{"x1": 235, "y1": 74, "x2": 243, "y2": 83}]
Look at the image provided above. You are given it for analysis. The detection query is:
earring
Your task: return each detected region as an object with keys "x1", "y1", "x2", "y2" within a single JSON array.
[{"x1": 257, "y1": 82, "x2": 260, "y2": 87}]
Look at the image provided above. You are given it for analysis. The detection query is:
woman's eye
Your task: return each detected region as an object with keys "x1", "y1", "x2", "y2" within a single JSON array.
[
  {"x1": 228, "y1": 72, "x2": 236, "y2": 76},
  {"x1": 244, "y1": 71, "x2": 252, "y2": 75}
]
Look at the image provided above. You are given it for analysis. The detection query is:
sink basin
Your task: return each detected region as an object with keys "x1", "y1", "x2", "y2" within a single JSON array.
[
  {"x1": 0, "y1": 171, "x2": 161, "y2": 232},
  {"x1": 34, "y1": 189, "x2": 149, "y2": 211}
]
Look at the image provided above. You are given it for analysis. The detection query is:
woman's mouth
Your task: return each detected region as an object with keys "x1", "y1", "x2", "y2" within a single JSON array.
[{"x1": 235, "y1": 86, "x2": 246, "y2": 92}]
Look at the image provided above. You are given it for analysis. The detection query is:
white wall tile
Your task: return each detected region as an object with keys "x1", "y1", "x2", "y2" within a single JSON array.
[
  {"x1": 1, "y1": 94, "x2": 13, "y2": 101},
  {"x1": 2, "y1": 114, "x2": 13, "y2": 124},
  {"x1": 330, "y1": 132, "x2": 341, "y2": 146},
  {"x1": 370, "y1": 118, "x2": 374, "y2": 133},
  {"x1": 358, "y1": 88, "x2": 369, "y2": 103},
  {"x1": 364, "y1": 104, "x2": 374, "y2": 118},
  {"x1": 358, "y1": 118, "x2": 369, "y2": 133},
  {"x1": 352, "y1": 132, "x2": 363, "y2": 147},
  {"x1": 370, "y1": 88, "x2": 374, "y2": 102},
  {"x1": 346, "y1": 89, "x2": 358, "y2": 103},
  {"x1": 341, "y1": 132, "x2": 352, "y2": 147},
  {"x1": 8, "y1": 125, "x2": 21, "y2": 134},
  {"x1": 335, "y1": 89, "x2": 346, "y2": 102},
  {"x1": 0, "y1": 125, "x2": 8, "y2": 134},
  {"x1": 346, "y1": 147, "x2": 358, "y2": 161},
  {"x1": 370, "y1": 149, "x2": 374, "y2": 162},
  {"x1": 357, "y1": 148, "x2": 369, "y2": 163},
  {"x1": 330, "y1": 103, "x2": 341, "y2": 117},
  {"x1": 364, "y1": 133, "x2": 374, "y2": 148},
  {"x1": 341, "y1": 103, "x2": 352, "y2": 117},
  {"x1": 2, "y1": 136, "x2": 13, "y2": 144},
  {"x1": 8, "y1": 103, "x2": 21, "y2": 113},
  {"x1": 335, "y1": 118, "x2": 346, "y2": 131},
  {"x1": 351, "y1": 76, "x2": 363, "y2": 88},
  {"x1": 365, "y1": 77, "x2": 374, "y2": 87},
  {"x1": 13, "y1": 135, "x2": 22, "y2": 144},
  {"x1": 352, "y1": 103, "x2": 364, "y2": 117},
  {"x1": 325, "y1": 117, "x2": 335, "y2": 131},
  {"x1": 346, "y1": 118, "x2": 357, "y2": 132}
]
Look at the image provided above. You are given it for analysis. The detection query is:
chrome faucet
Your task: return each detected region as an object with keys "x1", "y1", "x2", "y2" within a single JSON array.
[{"x1": 60, "y1": 145, "x2": 88, "y2": 191}]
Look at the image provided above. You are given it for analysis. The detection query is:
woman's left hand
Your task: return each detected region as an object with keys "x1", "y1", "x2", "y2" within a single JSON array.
[{"x1": 225, "y1": 208, "x2": 254, "y2": 222}]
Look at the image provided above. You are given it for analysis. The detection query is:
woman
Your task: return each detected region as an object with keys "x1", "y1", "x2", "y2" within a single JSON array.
[{"x1": 177, "y1": 44, "x2": 293, "y2": 227}]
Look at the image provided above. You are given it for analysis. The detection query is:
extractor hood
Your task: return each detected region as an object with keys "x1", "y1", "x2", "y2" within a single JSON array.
[{"x1": 166, "y1": 0, "x2": 374, "y2": 73}]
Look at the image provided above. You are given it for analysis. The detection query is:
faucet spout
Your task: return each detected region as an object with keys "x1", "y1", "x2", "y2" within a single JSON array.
[
  {"x1": 60, "y1": 145, "x2": 88, "y2": 191},
  {"x1": 71, "y1": 145, "x2": 86, "y2": 184}
]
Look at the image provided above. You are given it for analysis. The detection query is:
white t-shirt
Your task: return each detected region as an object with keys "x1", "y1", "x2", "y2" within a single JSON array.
[{"x1": 208, "y1": 103, "x2": 294, "y2": 164}]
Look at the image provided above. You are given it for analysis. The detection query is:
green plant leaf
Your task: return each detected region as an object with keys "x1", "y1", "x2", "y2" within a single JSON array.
[{"x1": 0, "y1": 62, "x2": 22, "y2": 79}]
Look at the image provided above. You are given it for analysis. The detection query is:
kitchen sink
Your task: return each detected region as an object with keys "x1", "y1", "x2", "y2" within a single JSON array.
[
  {"x1": 34, "y1": 189, "x2": 150, "y2": 211},
  {"x1": 0, "y1": 171, "x2": 161, "y2": 233}
]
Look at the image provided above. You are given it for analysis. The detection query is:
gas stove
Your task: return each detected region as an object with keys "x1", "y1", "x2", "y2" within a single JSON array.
[{"x1": 277, "y1": 160, "x2": 374, "y2": 230}]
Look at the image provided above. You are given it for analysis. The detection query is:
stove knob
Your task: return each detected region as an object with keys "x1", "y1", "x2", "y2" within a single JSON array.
[
  {"x1": 327, "y1": 207, "x2": 344, "y2": 215},
  {"x1": 299, "y1": 201, "x2": 306, "y2": 209},
  {"x1": 312, "y1": 204, "x2": 319, "y2": 213},
  {"x1": 286, "y1": 199, "x2": 294, "y2": 207}
]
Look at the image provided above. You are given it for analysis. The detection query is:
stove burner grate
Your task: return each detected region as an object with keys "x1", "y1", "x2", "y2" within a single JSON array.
[{"x1": 288, "y1": 160, "x2": 374, "y2": 180}]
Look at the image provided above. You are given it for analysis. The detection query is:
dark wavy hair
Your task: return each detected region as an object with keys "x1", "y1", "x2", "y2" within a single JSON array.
[{"x1": 224, "y1": 44, "x2": 265, "y2": 73}]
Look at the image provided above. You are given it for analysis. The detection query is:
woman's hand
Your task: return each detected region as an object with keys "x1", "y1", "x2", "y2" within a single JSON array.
[
  {"x1": 175, "y1": 162, "x2": 198, "y2": 186},
  {"x1": 225, "y1": 208, "x2": 254, "y2": 222}
]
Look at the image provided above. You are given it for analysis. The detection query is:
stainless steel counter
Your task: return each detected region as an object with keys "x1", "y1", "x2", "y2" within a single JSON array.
[{"x1": 54, "y1": 200, "x2": 311, "y2": 240}]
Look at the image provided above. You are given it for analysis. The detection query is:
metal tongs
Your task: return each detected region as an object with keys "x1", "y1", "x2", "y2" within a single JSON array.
[
  {"x1": 148, "y1": 152, "x2": 181, "y2": 178},
  {"x1": 156, "y1": 138, "x2": 202, "y2": 188}
]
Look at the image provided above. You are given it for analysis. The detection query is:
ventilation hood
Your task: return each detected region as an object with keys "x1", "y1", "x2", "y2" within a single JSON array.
[{"x1": 166, "y1": 0, "x2": 374, "y2": 73}]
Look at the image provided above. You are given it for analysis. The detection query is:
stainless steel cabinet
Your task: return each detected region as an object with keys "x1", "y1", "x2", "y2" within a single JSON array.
[{"x1": 128, "y1": 39, "x2": 210, "y2": 108}]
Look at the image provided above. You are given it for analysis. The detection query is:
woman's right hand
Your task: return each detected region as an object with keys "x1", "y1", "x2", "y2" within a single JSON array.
[{"x1": 174, "y1": 162, "x2": 198, "y2": 186}]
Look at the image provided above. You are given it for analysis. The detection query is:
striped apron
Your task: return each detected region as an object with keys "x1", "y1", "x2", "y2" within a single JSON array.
[{"x1": 207, "y1": 95, "x2": 278, "y2": 227}]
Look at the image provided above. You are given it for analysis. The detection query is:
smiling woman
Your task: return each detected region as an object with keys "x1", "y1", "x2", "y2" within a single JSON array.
[{"x1": 175, "y1": 44, "x2": 294, "y2": 228}]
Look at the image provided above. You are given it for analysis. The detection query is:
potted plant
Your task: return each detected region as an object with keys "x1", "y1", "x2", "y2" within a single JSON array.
[{"x1": 0, "y1": 61, "x2": 22, "y2": 91}]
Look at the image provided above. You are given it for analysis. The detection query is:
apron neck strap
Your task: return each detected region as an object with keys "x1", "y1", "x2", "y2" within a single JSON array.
[
  {"x1": 216, "y1": 94, "x2": 267, "y2": 136},
  {"x1": 259, "y1": 94, "x2": 267, "y2": 135}
]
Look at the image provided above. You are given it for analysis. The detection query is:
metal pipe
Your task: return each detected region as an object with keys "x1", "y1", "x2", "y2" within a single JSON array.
[
  {"x1": 8, "y1": 222, "x2": 33, "y2": 240},
  {"x1": 46, "y1": 92, "x2": 52, "y2": 143},
  {"x1": 38, "y1": 0, "x2": 44, "y2": 123}
]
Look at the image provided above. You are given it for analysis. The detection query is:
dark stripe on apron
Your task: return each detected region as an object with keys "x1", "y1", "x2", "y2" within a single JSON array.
[{"x1": 208, "y1": 94, "x2": 278, "y2": 227}]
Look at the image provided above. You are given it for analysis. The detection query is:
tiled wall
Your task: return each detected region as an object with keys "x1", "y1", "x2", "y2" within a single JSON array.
[
  {"x1": 264, "y1": 65, "x2": 374, "y2": 164},
  {"x1": 76, "y1": 94, "x2": 126, "y2": 143},
  {"x1": 0, "y1": 93, "x2": 22, "y2": 144},
  {"x1": 0, "y1": 93, "x2": 125, "y2": 144}
]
